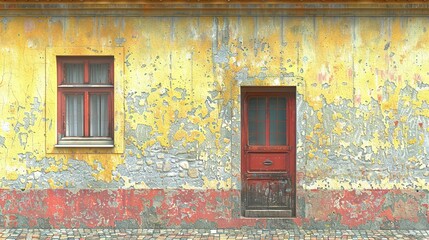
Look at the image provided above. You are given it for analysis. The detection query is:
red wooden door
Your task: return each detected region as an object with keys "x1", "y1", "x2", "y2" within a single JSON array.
[{"x1": 241, "y1": 87, "x2": 296, "y2": 217}]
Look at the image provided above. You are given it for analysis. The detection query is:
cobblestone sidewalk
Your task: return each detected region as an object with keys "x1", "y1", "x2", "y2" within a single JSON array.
[{"x1": 0, "y1": 229, "x2": 428, "y2": 240}]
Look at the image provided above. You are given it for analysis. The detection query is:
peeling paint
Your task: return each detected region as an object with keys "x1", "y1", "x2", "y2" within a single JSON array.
[
  {"x1": 0, "y1": 189, "x2": 426, "y2": 229},
  {"x1": 0, "y1": 16, "x2": 428, "y2": 228}
]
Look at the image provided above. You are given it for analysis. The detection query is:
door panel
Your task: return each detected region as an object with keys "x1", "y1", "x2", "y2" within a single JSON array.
[
  {"x1": 248, "y1": 153, "x2": 288, "y2": 172},
  {"x1": 241, "y1": 87, "x2": 296, "y2": 218},
  {"x1": 245, "y1": 177, "x2": 293, "y2": 208}
]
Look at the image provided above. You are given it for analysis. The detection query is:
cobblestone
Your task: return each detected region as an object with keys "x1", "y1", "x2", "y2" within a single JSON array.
[{"x1": 0, "y1": 229, "x2": 428, "y2": 240}]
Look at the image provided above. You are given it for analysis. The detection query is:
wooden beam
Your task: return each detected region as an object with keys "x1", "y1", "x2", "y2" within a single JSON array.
[{"x1": 1, "y1": 1, "x2": 429, "y2": 16}]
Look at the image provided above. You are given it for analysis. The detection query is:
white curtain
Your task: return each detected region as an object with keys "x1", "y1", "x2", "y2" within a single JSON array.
[
  {"x1": 90, "y1": 64, "x2": 109, "y2": 84},
  {"x1": 64, "y1": 63, "x2": 109, "y2": 137},
  {"x1": 66, "y1": 95, "x2": 84, "y2": 136},
  {"x1": 65, "y1": 64, "x2": 84, "y2": 83},
  {"x1": 90, "y1": 94, "x2": 109, "y2": 137}
]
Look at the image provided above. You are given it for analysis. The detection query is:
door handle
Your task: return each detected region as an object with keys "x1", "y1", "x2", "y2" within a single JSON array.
[{"x1": 263, "y1": 159, "x2": 273, "y2": 166}]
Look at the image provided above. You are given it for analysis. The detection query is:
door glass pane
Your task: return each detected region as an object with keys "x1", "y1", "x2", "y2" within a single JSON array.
[
  {"x1": 64, "y1": 64, "x2": 84, "y2": 84},
  {"x1": 65, "y1": 95, "x2": 84, "y2": 136},
  {"x1": 90, "y1": 63, "x2": 109, "y2": 84},
  {"x1": 248, "y1": 97, "x2": 266, "y2": 145},
  {"x1": 90, "y1": 94, "x2": 109, "y2": 137},
  {"x1": 269, "y1": 97, "x2": 287, "y2": 145}
]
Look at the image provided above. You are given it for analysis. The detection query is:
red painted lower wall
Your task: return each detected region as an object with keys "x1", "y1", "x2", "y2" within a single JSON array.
[{"x1": 0, "y1": 189, "x2": 427, "y2": 229}]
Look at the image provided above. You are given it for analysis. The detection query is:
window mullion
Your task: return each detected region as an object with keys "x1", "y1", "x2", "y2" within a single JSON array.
[
  {"x1": 109, "y1": 93, "x2": 113, "y2": 138},
  {"x1": 84, "y1": 60, "x2": 90, "y2": 136},
  {"x1": 84, "y1": 92, "x2": 90, "y2": 137},
  {"x1": 266, "y1": 96, "x2": 270, "y2": 146},
  {"x1": 84, "y1": 60, "x2": 89, "y2": 84}
]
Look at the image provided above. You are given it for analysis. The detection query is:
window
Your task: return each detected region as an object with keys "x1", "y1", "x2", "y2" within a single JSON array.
[
  {"x1": 248, "y1": 96, "x2": 288, "y2": 146},
  {"x1": 56, "y1": 56, "x2": 114, "y2": 147}
]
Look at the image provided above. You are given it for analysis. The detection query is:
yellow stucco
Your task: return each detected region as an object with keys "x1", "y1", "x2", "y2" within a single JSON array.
[{"x1": 0, "y1": 16, "x2": 428, "y2": 190}]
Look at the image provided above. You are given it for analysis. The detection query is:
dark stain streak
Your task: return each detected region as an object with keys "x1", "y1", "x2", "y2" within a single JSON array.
[{"x1": 384, "y1": 42, "x2": 390, "y2": 50}]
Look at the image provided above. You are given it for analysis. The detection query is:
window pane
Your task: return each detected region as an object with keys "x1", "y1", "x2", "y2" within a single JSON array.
[
  {"x1": 65, "y1": 64, "x2": 84, "y2": 84},
  {"x1": 248, "y1": 98, "x2": 258, "y2": 110},
  {"x1": 269, "y1": 97, "x2": 287, "y2": 145},
  {"x1": 248, "y1": 97, "x2": 266, "y2": 145},
  {"x1": 66, "y1": 95, "x2": 84, "y2": 136},
  {"x1": 90, "y1": 63, "x2": 109, "y2": 84},
  {"x1": 90, "y1": 94, "x2": 109, "y2": 137}
]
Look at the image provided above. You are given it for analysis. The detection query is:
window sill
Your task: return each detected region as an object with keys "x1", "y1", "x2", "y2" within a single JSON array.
[
  {"x1": 56, "y1": 138, "x2": 114, "y2": 148},
  {"x1": 55, "y1": 144, "x2": 114, "y2": 148}
]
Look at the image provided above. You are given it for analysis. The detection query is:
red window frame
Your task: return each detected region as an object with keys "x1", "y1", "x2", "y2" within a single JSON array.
[
  {"x1": 57, "y1": 56, "x2": 114, "y2": 143},
  {"x1": 242, "y1": 87, "x2": 296, "y2": 152}
]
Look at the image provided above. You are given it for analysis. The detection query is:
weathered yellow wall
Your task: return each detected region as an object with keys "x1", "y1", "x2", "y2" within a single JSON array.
[{"x1": 0, "y1": 16, "x2": 428, "y2": 190}]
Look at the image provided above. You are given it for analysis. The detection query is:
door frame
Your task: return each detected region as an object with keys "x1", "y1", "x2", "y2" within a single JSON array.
[{"x1": 240, "y1": 86, "x2": 297, "y2": 217}]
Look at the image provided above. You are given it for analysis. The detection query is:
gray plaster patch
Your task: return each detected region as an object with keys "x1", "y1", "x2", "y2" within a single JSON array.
[
  {"x1": 18, "y1": 133, "x2": 28, "y2": 148},
  {"x1": 397, "y1": 217, "x2": 429, "y2": 230},
  {"x1": 126, "y1": 91, "x2": 150, "y2": 115},
  {"x1": 180, "y1": 219, "x2": 217, "y2": 229},
  {"x1": 229, "y1": 192, "x2": 242, "y2": 218},
  {"x1": 281, "y1": 72, "x2": 295, "y2": 78},
  {"x1": 115, "y1": 37, "x2": 126, "y2": 46},
  {"x1": 173, "y1": 88, "x2": 187, "y2": 101},
  {"x1": 213, "y1": 45, "x2": 230, "y2": 64},
  {"x1": 22, "y1": 111, "x2": 37, "y2": 129},
  {"x1": 3, "y1": 153, "x2": 122, "y2": 189},
  {"x1": 36, "y1": 218, "x2": 52, "y2": 229},
  {"x1": 2, "y1": 17, "x2": 10, "y2": 29},
  {"x1": 300, "y1": 84, "x2": 429, "y2": 188},
  {"x1": 141, "y1": 207, "x2": 165, "y2": 228},
  {"x1": 16, "y1": 215, "x2": 29, "y2": 228},
  {"x1": 115, "y1": 219, "x2": 139, "y2": 229},
  {"x1": 121, "y1": 85, "x2": 235, "y2": 188},
  {"x1": 212, "y1": 17, "x2": 232, "y2": 66},
  {"x1": 257, "y1": 72, "x2": 267, "y2": 80},
  {"x1": 31, "y1": 97, "x2": 42, "y2": 113},
  {"x1": 119, "y1": 140, "x2": 206, "y2": 188},
  {"x1": 14, "y1": 122, "x2": 24, "y2": 134},
  {"x1": 152, "y1": 194, "x2": 164, "y2": 208},
  {"x1": 0, "y1": 136, "x2": 5, "y2": 147},
  {"x1": 305, "y1": 214, "x2": 348, "y2": 230},
  {"x1": 296, "y1": 195, "x2": 306, "y2": 219},
  {"x1": 265, "y1": 219, "x2": 299, "y2": 230},
  {"x1": 234, "y1": 67, "x2": 249, "y2": 82}
]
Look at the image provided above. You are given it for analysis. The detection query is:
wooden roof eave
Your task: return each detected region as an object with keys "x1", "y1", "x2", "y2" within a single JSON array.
[{"x1": 1, "y1": 1, "x2": 429, "y2": 16}]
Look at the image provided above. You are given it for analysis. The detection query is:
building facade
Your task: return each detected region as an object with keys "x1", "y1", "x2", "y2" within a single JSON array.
[{"x1": 0, "y1": 1, "x2": 428, "y2": 229}]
